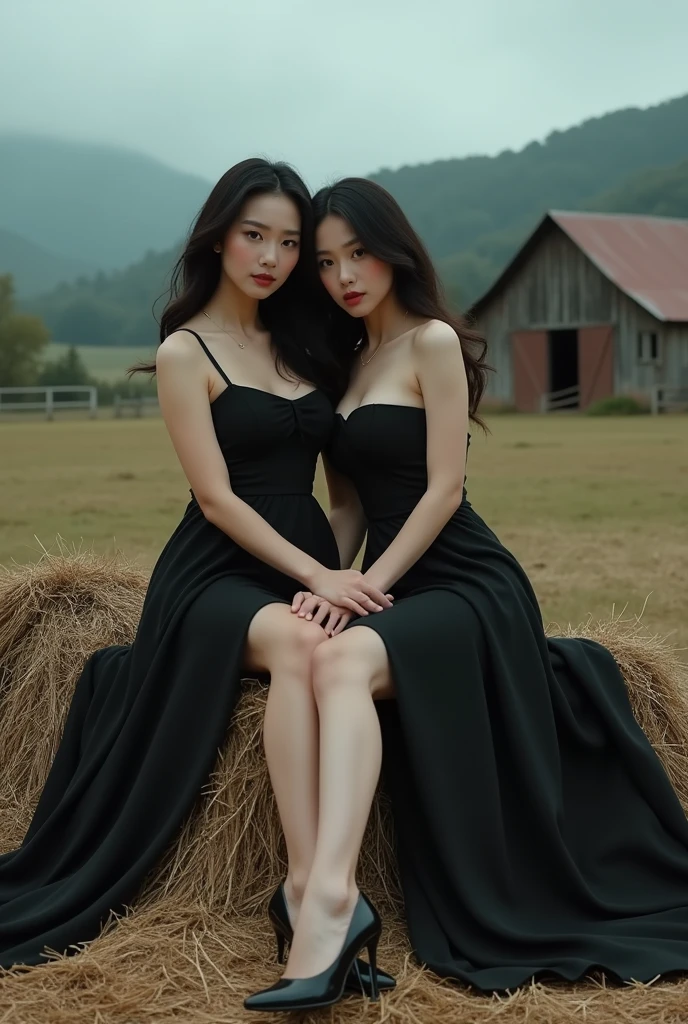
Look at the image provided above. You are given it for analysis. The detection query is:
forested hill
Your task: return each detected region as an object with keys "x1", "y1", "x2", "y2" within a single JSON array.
[
  {"x1": 21, "y1": 92, "x2": 688, "y2": 344},
  {"x1": 28, "y1": 247, "x2": 178, "y2": 348},
  {"x1": 372, "y1": 93, "x2": 688, "y2": 260},
  {"x1": 581, "y1": 158, "x2": 688, "y2": 217},
  {"x1": 0, "y1": 135, "x2": 209, "y2": 273},
  {"x1": 436, "y1": 155, "x2": 688, "y2": 309}
]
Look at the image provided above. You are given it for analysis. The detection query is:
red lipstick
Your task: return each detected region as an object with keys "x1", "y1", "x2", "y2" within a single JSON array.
[
  {"x1": 343, "y1": 291, "x2": 364, "y2": 307},
  {"x1": 253, "y1": 274, "x2": 276, "y2": 287}
]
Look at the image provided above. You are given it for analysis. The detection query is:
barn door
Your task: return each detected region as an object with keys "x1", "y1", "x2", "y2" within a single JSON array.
[
  {"x1": 578, "y1": 326, "x2": 614, "y2": 408},
  {"x1": 511, "y1": 331, "x2": 548, "y2": 412}
]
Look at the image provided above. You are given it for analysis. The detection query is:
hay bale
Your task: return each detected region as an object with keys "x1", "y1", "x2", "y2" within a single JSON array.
[
  {"x1": 0, "y1": 547, "x2": 148, "y2": 838},
  {"x1": 1, "y1": 550, "x2": 688, "y2": 1023}
]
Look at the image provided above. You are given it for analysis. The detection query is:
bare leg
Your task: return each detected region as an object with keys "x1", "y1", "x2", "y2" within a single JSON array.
[
  {"x1": 244, "y1": 605, "x2": 328, "y2": 911},
  {"x1": 283, "y1": 625, "x2": 393, "y2": 978}
]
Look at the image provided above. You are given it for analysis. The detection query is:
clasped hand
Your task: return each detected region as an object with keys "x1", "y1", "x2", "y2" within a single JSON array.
[{"x1": 291, "y1": 569, "x2": 393, "y2": 636}]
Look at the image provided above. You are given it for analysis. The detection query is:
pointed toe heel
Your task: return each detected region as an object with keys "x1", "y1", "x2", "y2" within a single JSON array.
[
  {"x1": 245, "y1": 892, "x2": 387, "y2": 1012},
  {"x1": 266, "y1": 883, "x2": 395, "y2": 995}
]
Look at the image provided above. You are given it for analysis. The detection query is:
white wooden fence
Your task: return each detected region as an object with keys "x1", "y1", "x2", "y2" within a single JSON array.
[
  {"x1": 0, "y1": 387, "x2": 161, "y2": 419},
  {"x1": 3, "y1": 383, "x2": 685, "y2": 419},
  {"x1": 0, "y1": 386, "x2": 98, "y2": 419}
]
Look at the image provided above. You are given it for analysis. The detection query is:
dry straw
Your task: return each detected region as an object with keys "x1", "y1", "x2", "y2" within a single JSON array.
[{"x1": 1, "y1": 548, "x2": 687, "y2": 1023}]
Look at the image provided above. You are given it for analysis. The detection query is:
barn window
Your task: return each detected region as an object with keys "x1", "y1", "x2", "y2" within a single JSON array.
[{"x1": 637, "y1": 331, "x2": 662, "y2": 365}]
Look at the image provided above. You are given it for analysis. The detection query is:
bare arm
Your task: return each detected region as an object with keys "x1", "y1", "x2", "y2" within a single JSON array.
[
  {"x1": 156, "y1": 332, "x2": 390, "y2": 615},
  {"x1": 322, "y1": 453, "x2": 368, "y2": 569},
  {"x1": 362, "y1": 320, "x2": 469, "y2": 594}
]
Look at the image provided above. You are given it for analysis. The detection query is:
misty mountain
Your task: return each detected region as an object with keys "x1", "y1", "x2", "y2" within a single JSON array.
[
  {"x1": 0, "y1": 228, "x2": 91, "y2": 296},
  {"x1": 0, "y1": 135, "x2": 210, "y2": 277}
]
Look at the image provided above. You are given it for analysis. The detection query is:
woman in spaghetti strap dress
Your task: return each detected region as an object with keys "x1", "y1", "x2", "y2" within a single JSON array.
[
  {"x1": 0, "y1": 159, "x2": 396, "y2": 972},
  {"x1": 245, "y1": 178, "x2": 688, "y2": 1011}
]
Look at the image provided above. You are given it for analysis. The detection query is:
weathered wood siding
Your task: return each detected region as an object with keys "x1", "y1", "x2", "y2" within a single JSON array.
[{"x1": 665, "y1": 327, "x2": 688, "y2": 388}]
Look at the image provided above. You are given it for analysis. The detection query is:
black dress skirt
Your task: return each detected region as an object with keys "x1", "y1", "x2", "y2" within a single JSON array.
[
  {"x1": 0, "y1": 330, "x2": 339, "y2": 969},
  {"x1": 328, "y1": 403, "x2": 688, "y2": 991}
]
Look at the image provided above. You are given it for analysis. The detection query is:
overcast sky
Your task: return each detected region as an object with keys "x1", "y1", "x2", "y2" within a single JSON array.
[{"x1": 2, "y1": 0, "x2": 687, "y2": 189}]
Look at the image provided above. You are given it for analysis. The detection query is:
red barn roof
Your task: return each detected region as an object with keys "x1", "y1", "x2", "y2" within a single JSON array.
[{"x1": 473, "y1": 211, "x2": 688, "y2": 322}]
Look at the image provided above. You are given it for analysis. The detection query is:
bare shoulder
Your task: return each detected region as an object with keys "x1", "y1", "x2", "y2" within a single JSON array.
[
  {"x1": 156, "y1": 329, "x2": 204, "y2": 374},
  {"x1": 412, "y1": 319, "x2": 461, "y2": 357}
]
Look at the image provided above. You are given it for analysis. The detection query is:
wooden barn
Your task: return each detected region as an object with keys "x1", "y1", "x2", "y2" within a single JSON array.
[{"x1": 472, "y1": 211, "x2": 688, "y2": 412}]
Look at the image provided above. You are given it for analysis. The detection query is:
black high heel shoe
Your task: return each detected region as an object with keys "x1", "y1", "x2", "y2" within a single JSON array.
[
  {"x1": 267, "y1": 884, "x2": 395, "y2": 996},
  {"x1": 245, "y1": 892, "x2": 383, "y2": 1012}
]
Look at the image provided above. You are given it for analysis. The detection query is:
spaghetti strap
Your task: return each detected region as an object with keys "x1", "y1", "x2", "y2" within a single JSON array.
[{"x1": 180, "y1": 329, "x2": 233, "y2": 388}]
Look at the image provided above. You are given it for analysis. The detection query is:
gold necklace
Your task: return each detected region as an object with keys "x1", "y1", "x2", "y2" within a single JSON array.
[
  {"x1": 360, "y1": 342, "x2": 383, "y2": 367},
  {"x1": 360, "y1": 312, "x2": 409, "y2": 366},
  {"x1": 202, "y1": 310, "x2": 247, "y2": 350}
]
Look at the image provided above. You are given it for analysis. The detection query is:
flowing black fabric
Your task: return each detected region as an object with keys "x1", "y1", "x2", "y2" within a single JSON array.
[
  {"x1": 328, "y1": 404, "x2": 688, "y2": 991},
  {"x1": 0, "y1": 331, "x2": 339, "y2": 969}
]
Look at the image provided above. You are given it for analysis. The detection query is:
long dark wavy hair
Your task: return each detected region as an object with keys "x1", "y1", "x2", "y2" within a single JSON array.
[
  {"x1": 312, "y1": 178, "x2": 491, "y2": 422},
  {"x1": 131, "y1": 158, "x2": 339, "y2": 394}
]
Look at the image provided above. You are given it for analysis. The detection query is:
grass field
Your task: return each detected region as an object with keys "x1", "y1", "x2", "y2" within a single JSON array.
[
  {"x1": 1, "y1": 414, "x2": 687, "y2": 651},
  {"x1": 41, "y1": 343, "x2": 156, "y2": 382}
]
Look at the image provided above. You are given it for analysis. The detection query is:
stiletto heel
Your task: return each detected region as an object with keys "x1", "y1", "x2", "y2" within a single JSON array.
[
  {"x1": 367, "y1": 934, "x2": 380, "y2": 1001},
  {"x1": 245, "y1": 892, "x2": 386, "y2": 1012},
  {"x1": 266, "y1": 883, "x2": 395, "y2": 995},
  {"x1": 267, "y1": 891, "x2": 290, "y2": 965},
  {"x1": 273, "y1": 925, "x2": 286, "y2": 965},
  {"x1": 351, "y1": 957, "x2": 364, "y2": 996}
]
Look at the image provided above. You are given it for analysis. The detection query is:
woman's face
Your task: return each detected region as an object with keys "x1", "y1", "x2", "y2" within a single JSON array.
[
  {"x1": 219, "y1": 192, "x2": 301, "y2": 298},
  {"x1": 316, "y1": 214, "x2": 393, "y2": 317}
]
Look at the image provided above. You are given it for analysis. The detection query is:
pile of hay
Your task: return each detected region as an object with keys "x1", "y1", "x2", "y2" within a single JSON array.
[{"x1": 1, "y1": 550, "x2": 687, "y2": 1024}]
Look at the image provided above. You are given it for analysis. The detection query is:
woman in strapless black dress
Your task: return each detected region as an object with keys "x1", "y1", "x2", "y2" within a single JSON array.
[
  {"x1": 0, "y1": 160, "x2": 394, "y2": 971},
  {"x1": 246, "y1": 178, "x2": 688, "y2": 1011}
]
